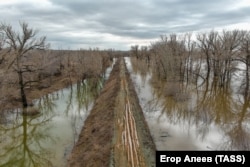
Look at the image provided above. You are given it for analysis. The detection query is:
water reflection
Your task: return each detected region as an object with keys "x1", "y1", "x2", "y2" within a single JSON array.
[
  {"x1": 222, "y1": 93, "x2": 250, "y2": 150},
  {"x1": 126, "y1": 57, "x2": 250, "y2": 151},
  {"x1": 0, "y1": 112, "x2": 54, "y2": 167},
  {"x1": 0, "y1": 76, "x2": 105, "y2": 167}
]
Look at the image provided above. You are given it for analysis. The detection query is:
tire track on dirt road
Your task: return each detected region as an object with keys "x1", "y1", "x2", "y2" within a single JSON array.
[
  {"x1": 111, "y1": 58, "x2": 155, "y2": 167},
  {"x1": 68, "y1": 58, "x2": 155, "y2": 167}
]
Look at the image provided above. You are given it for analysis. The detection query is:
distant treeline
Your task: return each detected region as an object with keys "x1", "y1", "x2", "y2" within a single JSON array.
[
  {"x1": 0, "y1": 21, "x2": 126, "y2": 110},
  {"x1": 131, "y1": 30, "x2": 250, "y2": 95}
]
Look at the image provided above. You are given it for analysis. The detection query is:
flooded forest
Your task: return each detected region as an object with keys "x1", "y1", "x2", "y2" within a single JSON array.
[
  {"x1": 130, "y1": 30, "x2": 250, "y2": 151},
  {"x1": 1, "y1": 22, "x2": 250, "y2": 166}
]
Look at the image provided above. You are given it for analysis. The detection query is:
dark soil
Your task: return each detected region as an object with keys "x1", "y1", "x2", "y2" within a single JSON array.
[
  {"x1": 67, "y1": 58, "x2": 121, "y2": 167},
  {"x1": 67, "y1": 58, "x2": 156, "y2": 167}
]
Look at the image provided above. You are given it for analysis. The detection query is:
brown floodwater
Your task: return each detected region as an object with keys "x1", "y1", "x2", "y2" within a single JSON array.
[
  {"x1": 0, "y1": 60, "x2": 116, "y2": 167},
  {"x1": 0, "y1": 56, "x2": 249, "y2": 166},
  {"x1": 125, "y1": 57, "x2": 250, "y2": 151}
]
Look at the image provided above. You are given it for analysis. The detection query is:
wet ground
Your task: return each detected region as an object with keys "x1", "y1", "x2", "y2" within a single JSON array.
[{"x1": 68, "y1": 58, "x2": 155, "y2": 167}]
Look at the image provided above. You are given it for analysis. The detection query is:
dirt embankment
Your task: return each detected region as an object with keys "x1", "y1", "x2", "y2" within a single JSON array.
[
  {"x1": 67, "y1": 58, "x2": 120, "y2": 167},
  {"x1": 68, "y1": 58, "x2": 155, "y2": 167}
]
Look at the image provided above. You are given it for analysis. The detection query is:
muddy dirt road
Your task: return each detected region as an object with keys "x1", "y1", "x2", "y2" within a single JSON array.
[{"x1": 68, "y1": 58, "x2": 155, "y2": 167}]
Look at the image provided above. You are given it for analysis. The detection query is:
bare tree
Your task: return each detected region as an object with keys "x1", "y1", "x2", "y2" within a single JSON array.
[
  {"x1": 130, "y1": 45, "x2": 139, "y2": 58},
  {"x1": 197, "y1": 32, "x2": 212, "y2": 80},
  {"x1": 0, "y1": 31, "x2": 4, "y2": 51},
  {"x1": 150, "y1": 34, "x2": 187, "y2": 82},
  {"x1": 183, "y1": 33, "x2": 196, "y2": 83},
  {"x1": 0, "y1": 31, "x2": 8, "y2": 64},
  {"x1": 234, "y1": 31, "x2": 250, "y2": 95},
  {"x1": 0, "y1": 22, "x2": 48, "y2": 108}
]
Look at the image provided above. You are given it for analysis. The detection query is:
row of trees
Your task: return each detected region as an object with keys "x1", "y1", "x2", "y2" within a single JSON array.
[
  {"x1": 0, "y1": 22, "x2": 114, "y2": 110},
  {"x1": 131, "y1": 30, "x2": 250, "y2": 95},
  {"x1": 196, "y1": 30, "x2": 250, "y2": 88},
  {"x1": 130, "y1": 31, "x2": 250, "y2": 150}
]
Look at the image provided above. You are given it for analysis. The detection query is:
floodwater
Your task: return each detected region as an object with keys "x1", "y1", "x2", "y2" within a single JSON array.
[
  {"x1": 0, "y1": 61, "x2": 115, "y2": 167},
  {"x1": 125, "y1": 57, "x2": 250, "y2": 151}
]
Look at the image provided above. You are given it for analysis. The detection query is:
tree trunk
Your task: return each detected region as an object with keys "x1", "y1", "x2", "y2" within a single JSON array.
[
  {"x1": 18, "y1": 71, "x2": 28, "y2": 108},
  {"x1": 206, "y1": 52, "x2": 211, "y2": 80},
  {"x1": 244, "y1": 40, "x2": 250, "y2": 97},
  {"x1": 245, "y1": 55, "x2": 250, "y2": 97}
]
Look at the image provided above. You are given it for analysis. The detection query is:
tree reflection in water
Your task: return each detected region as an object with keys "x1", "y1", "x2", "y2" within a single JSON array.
[
  {"x1": 0, "y1": 76, "x2": 105, "y2": 166},
  {"x1": 222, "y1": 89, "x2": 250, "y2": 150},
  {"x1": 128, "y1": 57, "x2": 250, "y2": 151},
  {"x1": 0, "y1": 111, "x2": 54, "y2": 167}
]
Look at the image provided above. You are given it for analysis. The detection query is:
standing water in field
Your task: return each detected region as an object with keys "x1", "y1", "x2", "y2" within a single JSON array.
[
  {"x1": 125, "y1": 57, "x2": 250, "y2": 151},
  {"x1": 0, "y1": 61, "x2": 115, "y2": 167}
]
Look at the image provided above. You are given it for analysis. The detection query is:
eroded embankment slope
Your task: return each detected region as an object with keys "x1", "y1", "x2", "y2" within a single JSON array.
[{"x1": 68, "y1": 58, "x2": 155, "y2": 167}]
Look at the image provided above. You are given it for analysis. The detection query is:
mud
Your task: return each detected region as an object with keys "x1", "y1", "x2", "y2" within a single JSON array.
[{"x1": 67, "y1": 58, "x2": 155, "y2": 167}]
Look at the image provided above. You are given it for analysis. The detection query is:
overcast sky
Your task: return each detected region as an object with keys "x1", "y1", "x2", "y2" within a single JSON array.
[{"x1": 1, "y1": 0, "x2": 250, "y2": 50}]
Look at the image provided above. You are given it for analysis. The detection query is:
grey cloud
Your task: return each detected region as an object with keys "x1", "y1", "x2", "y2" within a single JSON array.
[{"x1": 1, "y1": 0, "x2": 250, "y2": 50}]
